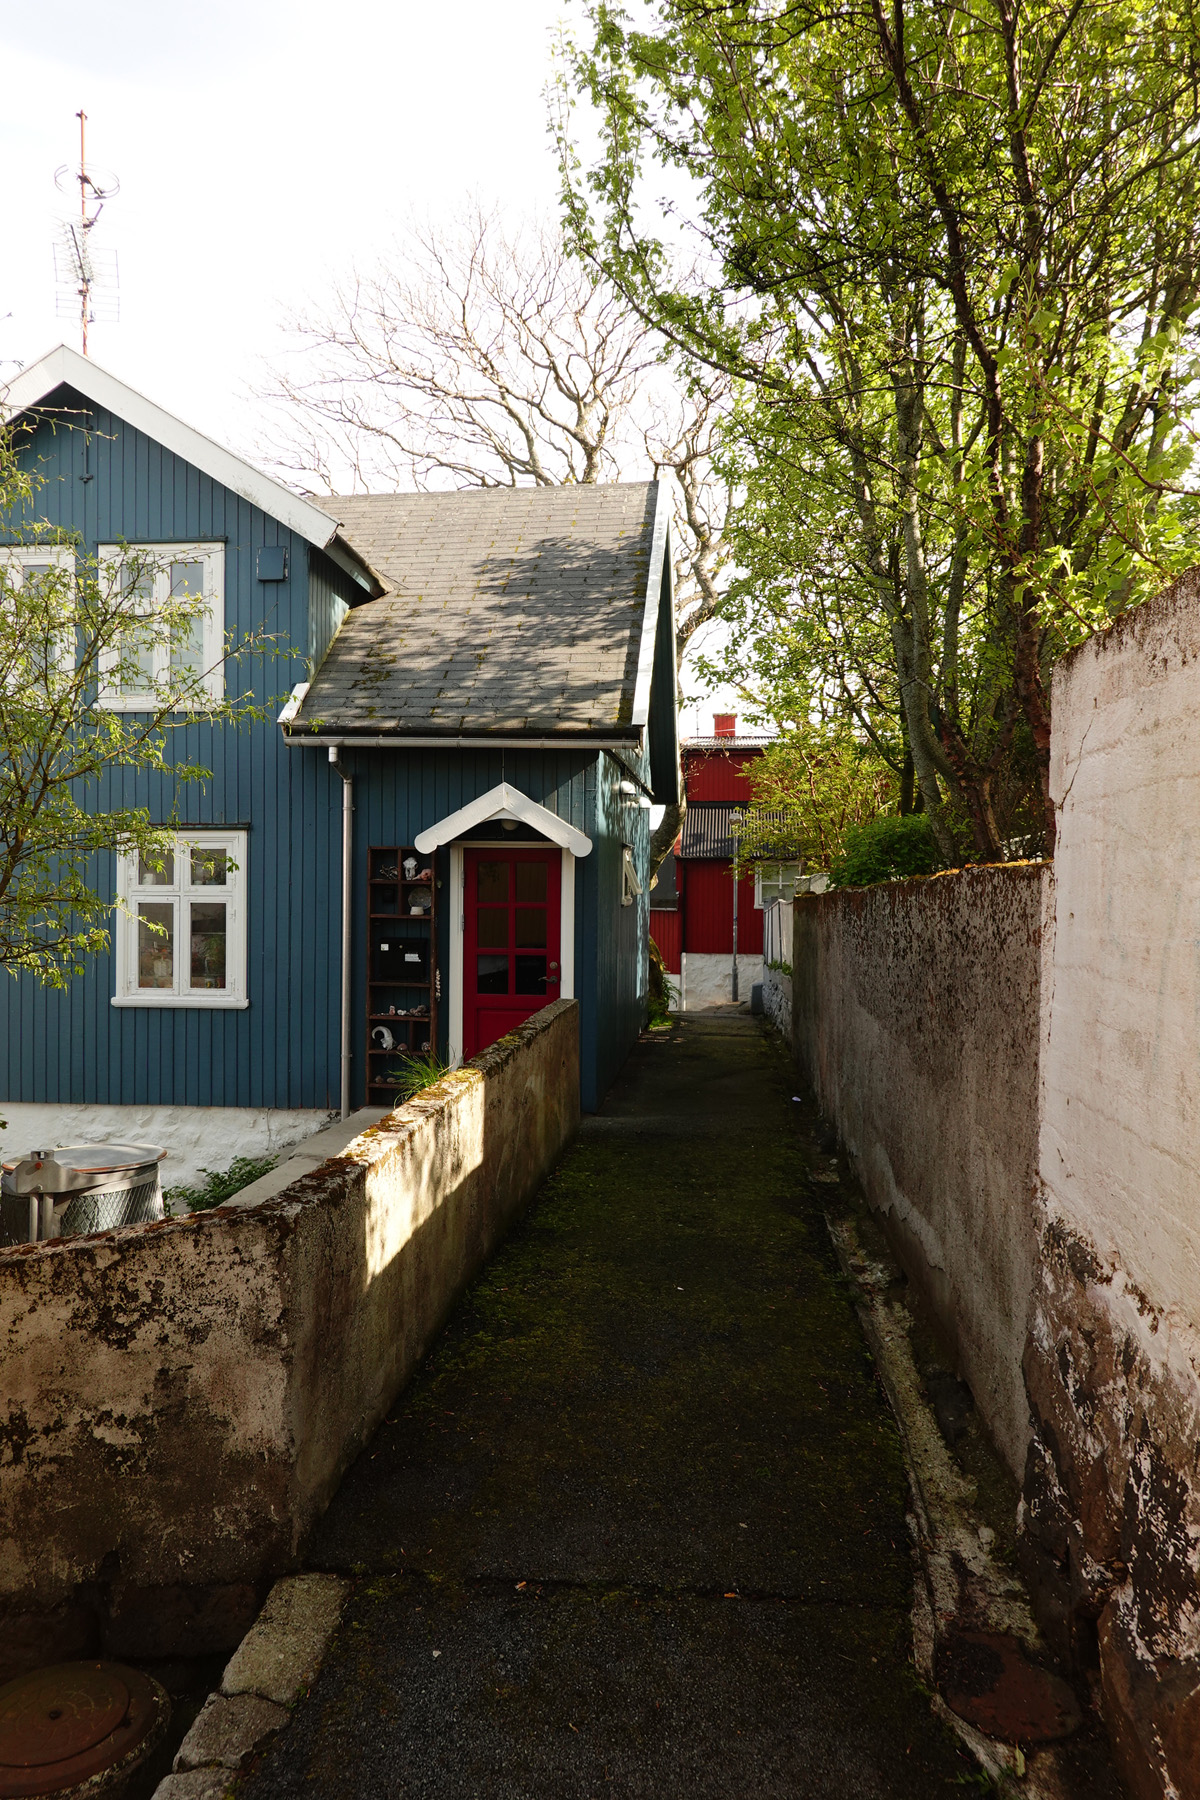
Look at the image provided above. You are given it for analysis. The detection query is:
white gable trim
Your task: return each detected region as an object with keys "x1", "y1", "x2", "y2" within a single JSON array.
[
  {"x1": 2, "y1": 345, "x2": 346, "y2": 555},
  {"x1": 630, "y1": 473, "x2": 674, "y2": 729},
  {"x1": 414, "y1": 782, "x2": 592, "y2": 857}
]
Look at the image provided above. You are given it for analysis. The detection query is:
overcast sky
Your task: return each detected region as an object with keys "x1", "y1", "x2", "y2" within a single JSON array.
[{"x1": 0, "y1": 0, "x2": 738, "y2": 735}]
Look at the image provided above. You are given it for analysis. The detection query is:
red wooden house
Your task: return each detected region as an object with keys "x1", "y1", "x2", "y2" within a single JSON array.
[{"x1": 649, "y1": 715, "x2": 799, "y2": 1009}]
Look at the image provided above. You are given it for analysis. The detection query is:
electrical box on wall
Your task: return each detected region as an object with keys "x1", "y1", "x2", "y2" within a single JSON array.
[{"x1": 256, "y1": 546, "x2": 288, "y2": 582}]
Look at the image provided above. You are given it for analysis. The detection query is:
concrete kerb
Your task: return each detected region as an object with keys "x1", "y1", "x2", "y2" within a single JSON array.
[{"x1": 153, "y1": 1573, "x2": 349, "y2": 1799}]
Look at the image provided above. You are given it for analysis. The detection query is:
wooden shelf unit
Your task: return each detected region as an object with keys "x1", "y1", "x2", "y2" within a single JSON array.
[{"x1": 365, "y1": 846, "x2": 438, "y2": 1103}]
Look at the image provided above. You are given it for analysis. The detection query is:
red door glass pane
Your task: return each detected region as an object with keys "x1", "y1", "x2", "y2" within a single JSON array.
[{"x1": 464, "y1": 848, "x2": 561, "y2": 1058}]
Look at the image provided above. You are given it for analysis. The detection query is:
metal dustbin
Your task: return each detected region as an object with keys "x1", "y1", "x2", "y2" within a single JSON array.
[{"x1": 0, "y1": 1143, "x2": 167, "y2": 1246}]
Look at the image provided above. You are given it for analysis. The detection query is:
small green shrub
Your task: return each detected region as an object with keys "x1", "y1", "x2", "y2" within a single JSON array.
[
  {"x1": 167, "y1": 1153, "x2": 279, "y2": 1213},
  {"x1": 388, "y1": 1050, "x2": 449, "y2": 1101},
  {"x1": 828, "y1": 815, "x2": 941, "y2": 888}
]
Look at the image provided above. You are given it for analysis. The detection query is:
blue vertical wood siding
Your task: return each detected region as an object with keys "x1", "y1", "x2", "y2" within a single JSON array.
[
  {"x1": 0, "y1": 385, "x2": 346, "y2": 1110},
  {"x1": 307, "y1": 550, "x2": 356, "y2": 673},
  {"x1": 0, "y1": 387, "x2": 665, "y2": 1115}
]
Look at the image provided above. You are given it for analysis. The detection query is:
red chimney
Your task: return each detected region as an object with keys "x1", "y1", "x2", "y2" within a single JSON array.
[{"x1": 713, "y1": 713, "x2": 736, "y2": 738}]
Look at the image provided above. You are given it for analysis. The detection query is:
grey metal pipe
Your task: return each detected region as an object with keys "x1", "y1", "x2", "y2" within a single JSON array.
[{"x1": 329, "y1": 746, "x2": 354, "y2": 1120}]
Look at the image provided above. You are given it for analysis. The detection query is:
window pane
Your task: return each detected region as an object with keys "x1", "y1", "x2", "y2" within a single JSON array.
[
  {"x1": 138, "y1": 849, "x2": 175, "y2": 887},
  {"x1": 515, "y1": 907, "x2": 546, "y2": 948},
  {"x1": 477, "y1": 860, "x2": 508, "y2": 903},
  {"x1": 514, "y1": 955, "x2": 546, "y2": 995},
  {"x1": 170, "y1": 613, "x2": 206, "y2": 683},
  {"x1": 190, "y1": 847, "x2": 228, "y2": 887},
  {"x1": 477, "y1": 909, "x2": 508, "y2": 948},
  {"x1": 515, "y1": 861, "x2": 547, "y2": 903},
  {"x1": 476, "y1": 954, "x2": 508, "y2": 994},
  {"x1": 189, "y1": 902, "x2": 227, "y2": 989},
  {"x1": 119, "y1": 567, "x2": 155, "y2": 694},
  {"x1": 137, "y1": 902, "x2": 174, "y2": 988},
  {"x1": 171, "y1": 560, "x2": 205, "y2": 600}
]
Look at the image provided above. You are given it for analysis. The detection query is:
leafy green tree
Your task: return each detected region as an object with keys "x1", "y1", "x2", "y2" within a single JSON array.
[
  {"x1": 738, "y1": 724, "x2": 898, "y2": 870},
  {"x1": 828, "y1": 816, "x2": 941, "y2": 888},
  {"x1": 0, "y1": 437, "x2": 270, "y2": 984},
  {"x1": 560, "y1": 0, "x2": 1200, "y2": 859}
]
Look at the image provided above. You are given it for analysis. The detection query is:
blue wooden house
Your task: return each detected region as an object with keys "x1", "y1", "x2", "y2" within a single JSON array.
[{"x1": 0, "y1": 347, "x2": 679, "y2": 1143}]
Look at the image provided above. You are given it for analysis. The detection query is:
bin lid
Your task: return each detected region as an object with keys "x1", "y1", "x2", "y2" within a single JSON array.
[{"x1": 2, "y1": 1143, "x2": 166, "y2": 1195}]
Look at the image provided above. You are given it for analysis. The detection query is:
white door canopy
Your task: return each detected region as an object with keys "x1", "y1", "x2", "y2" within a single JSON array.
[{"x1": 413, "y1": 782, "x2": 593, "y2": 857}]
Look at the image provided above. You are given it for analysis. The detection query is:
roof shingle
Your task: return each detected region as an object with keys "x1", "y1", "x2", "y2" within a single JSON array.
[{"x1": 294, "y1": 484, "x2": 659, "y2": 738}]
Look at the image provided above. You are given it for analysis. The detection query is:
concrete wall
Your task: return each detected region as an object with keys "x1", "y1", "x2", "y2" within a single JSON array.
[
  {"x1": 0, "y1": 999, "x2": 579, "y2": 1677},
  {"x1": 762, "y1": 899, "x2": 793, "y2": 1040},
  {"x1": 681, "y1": 951, "x2": 761, "y2": 1010},
  {"x1": 1019, "y1": 571, "x2": 1200, "y2": 1800},
  {"x1": 792, "y1": 865, "x2": 1047, "y2": 1479}
]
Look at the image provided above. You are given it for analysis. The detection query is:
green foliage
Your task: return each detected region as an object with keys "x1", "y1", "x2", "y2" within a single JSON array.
[
  {"x1": 0, "y1": 431, "x2": 278, "y2": 984},
  {"x1": 740, "y1": 726, "x2": 898, "y2": 870},
  {"x1": 389, "y1": 1049, "x2": 450, "y2": 1101},
  {"x1": 828, "y1": 817, "x2": 941, "y2": 889},
  {"x1": 559, "y1": 0, "x2": 1200, "y2": 862},
  {"x1": 168, "y1": 1153, "x2": 279, "y2": 1213},
  {"x1": 647, "y1": 928, "x2": 678, "y2": 1026}
]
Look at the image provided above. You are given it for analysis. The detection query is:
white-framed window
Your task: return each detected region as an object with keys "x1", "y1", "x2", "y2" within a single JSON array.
[
  {"x1": 0, "y1": 544, "x2": 77, "y2": 679},
  {"x1": 754, "y1": 861, "x2": 801, "y2": 909},
  {"x1": 0, "y1": 543, "x2": 75, "y2": 588},
  {"x1": 621, "y1": 844, "x2": 643, "y2": 908},
  {"x1": 98, "y1": 543, "x2": 224, "y2": 708},
  {"x1": 114, "y1": 830, "x2": 248, "y2": 1009}
]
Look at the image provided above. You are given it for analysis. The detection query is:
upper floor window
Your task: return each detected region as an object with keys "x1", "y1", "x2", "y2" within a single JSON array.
[
  {"x1": 755, "y1": 862, "x2": 801, "y2": 909},
  {"x1": 98, "y1": 543, "x2": 224, "y2": 709},
  {"x1": 113, "y1": 830, "x2": 247, "y2": 1008},
  {"x1": 0, "y1": 545, "x2": 76, "y2": 681}
]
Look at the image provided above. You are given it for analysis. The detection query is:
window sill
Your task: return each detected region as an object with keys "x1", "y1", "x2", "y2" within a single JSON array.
[
  {"x1": 111, "y1": 994, "x2": 248, "y2": 1010},
  {"x1": 99, "y1": 696, "x2": 223, "y2": 713}
]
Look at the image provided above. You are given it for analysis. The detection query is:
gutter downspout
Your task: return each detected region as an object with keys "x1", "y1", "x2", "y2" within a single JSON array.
[{"x1": 329, "y1": 746, "x2": 353, "y2": 1120}]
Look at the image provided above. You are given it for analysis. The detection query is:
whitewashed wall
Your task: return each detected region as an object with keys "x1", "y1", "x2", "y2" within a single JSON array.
[{"x1": 0, "y1": 1104, "x2": 334, "y2": 1197}]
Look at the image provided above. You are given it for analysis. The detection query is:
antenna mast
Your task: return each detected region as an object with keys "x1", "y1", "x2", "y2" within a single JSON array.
[{"x1": 54, "y1": 112, "x2": 119, "y2": 356}]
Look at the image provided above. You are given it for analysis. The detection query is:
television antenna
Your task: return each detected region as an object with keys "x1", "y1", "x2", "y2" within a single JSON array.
[{"x1": 53, "y1": 111, "x2": 119, "y2": 356}]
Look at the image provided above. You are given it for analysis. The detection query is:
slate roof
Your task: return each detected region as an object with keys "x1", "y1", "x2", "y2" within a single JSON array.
[{"x1": 292, "y1": 483, "x2": 660, "y2": 739}]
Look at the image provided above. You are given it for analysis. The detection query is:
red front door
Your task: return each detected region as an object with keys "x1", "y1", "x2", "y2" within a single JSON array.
[{"x1": 463, "y1": 848, "x2": 562, "y2": 1059}]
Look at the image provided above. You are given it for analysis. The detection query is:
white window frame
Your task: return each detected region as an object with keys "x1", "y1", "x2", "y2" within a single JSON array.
[
  {"x1": 97, "y1": 542, "x2": 224, "y2": 709},
  {"x1": 621, "y1": 844, "x2": 643, "y2": 908},
  {"x1": 0, "y1": 544, "x2": 77, "y2": 677},
  {"x1": 0, "y1": 543, "x2": 75, "y2": 585},
  {"x1": 754, "y1": 861, "x2": 802, "y2": 910},
  {"x1": 113, "y1": 829, "x2": 248, "y2": 1009}
]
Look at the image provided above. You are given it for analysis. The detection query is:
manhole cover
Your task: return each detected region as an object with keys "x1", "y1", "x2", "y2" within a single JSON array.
[
  {"x1": 937, "y1": 1631, "x2": 1081, "y2": 1744},
  {"x1": 0, "y1": 1667, "x2": 129, "y2": 1771},
  {"x1": 0, "y1": 1662, "x2": 168, "y2": 1798}
]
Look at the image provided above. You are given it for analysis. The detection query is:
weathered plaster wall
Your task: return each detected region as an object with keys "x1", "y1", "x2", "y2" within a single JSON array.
[
  {"x1": 1020, "y1": 570, "x2": 1200, "y2": 1800},
  {"x1": 0, "y1": 1000, "x2": 579, "y2": 1675},
  {"x1": 792, "y1": 866, "x2": 1047, "y2": 1478}
]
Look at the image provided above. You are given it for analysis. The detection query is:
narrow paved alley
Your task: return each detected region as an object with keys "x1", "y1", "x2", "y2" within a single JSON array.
[{"x1": 240, "y1": 1015, "x2": 976, "y2": 1796}]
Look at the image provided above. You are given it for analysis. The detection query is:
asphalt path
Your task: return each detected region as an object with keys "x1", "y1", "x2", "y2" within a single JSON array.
[{"x1": 239, "y1": 1012, "x2": 975, "y2": 1797}]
